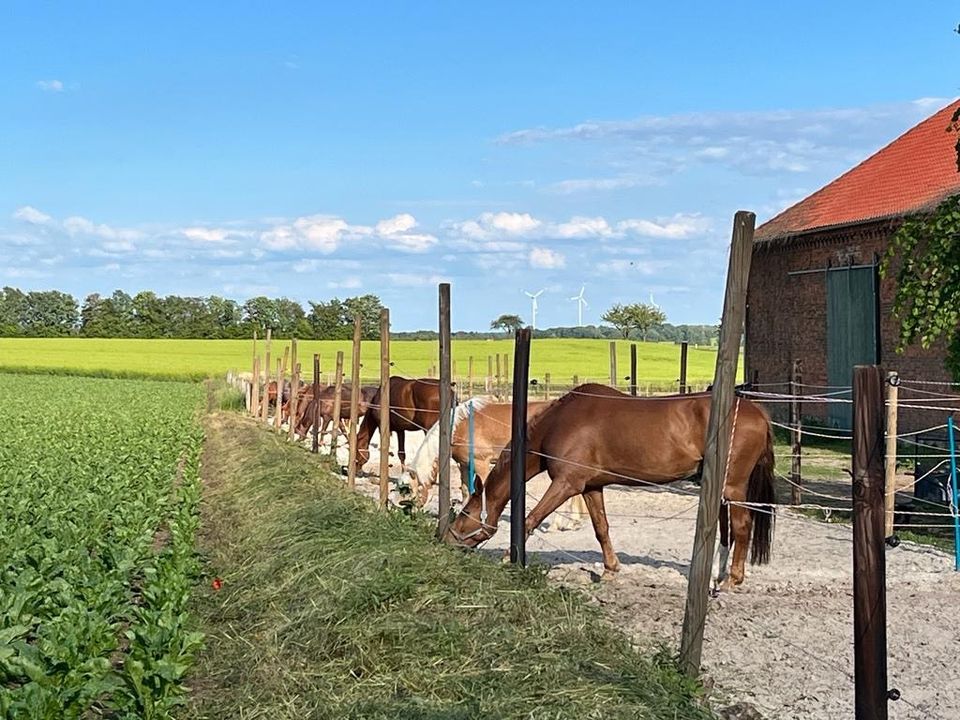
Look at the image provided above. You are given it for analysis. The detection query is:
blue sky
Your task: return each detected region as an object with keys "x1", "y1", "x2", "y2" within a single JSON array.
[{"x1": 2, "y1": 2, "x2": 958, "y2": 330}]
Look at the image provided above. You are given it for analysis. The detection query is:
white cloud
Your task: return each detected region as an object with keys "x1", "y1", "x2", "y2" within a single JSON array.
[
  {"x1": 452, "y1": 211, "x2": 542, "y2": 241},
  {"x1": 617, "y1": 213, "x2": 711, "y2": 239},
  {"x1": 63, "y1": 215, "x2": 142, "y2": 241},
  {"x1": 261, "y1": 215, "x2": 355, "y2": 252},
  {"x1": 13, "y1": 206, "x2": 54, "y2": 225},
  {"x1": 556, "y1": 216, "x2": 613, "y2": 238},
  {"x1": 101, "y1": 240, "x2": 136, "y2": 253},
  {"x1": 385, "y1": 273, "x2": 450, "y2": 287},
  {"x1": 374, "y1": 214, "x2": 437, "y2": 252},
  {"x1": 498, "y1": 98, "x2": 949, "y2": 176},
  {"x1": 529, "y1": 247, "x2": 566, "y2": 269},
  {"x1": 375, "y1": 213, "x2": 418, "y2": 235},
  {"x1": 182, "y1": 227, "x2": 234, "y2": 243},
  {"x1": 36, "y1": 80, "x2": 64, "y2": 92},
  {"x1": 544, "y1": 175, "x2": 656, "y2": 194},
  {"x1": 328, "y1": 277, "x2": 362, "y2": 289}
]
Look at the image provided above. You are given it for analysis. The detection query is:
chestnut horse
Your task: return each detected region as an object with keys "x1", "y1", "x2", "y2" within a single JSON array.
[
  {"x1": 293, "y1": 384, "x2": 378, "y2": 439},
  {"x1": 401, "y1": 398, "x2": 589, "y2": 530},
  {"x1": 355, "y1": 377, "x2": 448, "y2": 475},
  {"x1": 443, "y1": 384, "x2": 775, "y2": 588}
]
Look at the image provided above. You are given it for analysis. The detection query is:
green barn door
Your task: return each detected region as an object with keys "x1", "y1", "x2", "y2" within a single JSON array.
[{"x1": 826, "y1": 265, "x2": 879, "y2": 428}]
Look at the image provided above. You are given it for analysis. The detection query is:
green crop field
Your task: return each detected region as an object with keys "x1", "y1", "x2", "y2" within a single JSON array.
[
  {"x1": 0, "y1": 338, "x2": 728, "y2": 389},
  {"x1": 0, "y1": 374, "x2": 205, "y2": 717}
]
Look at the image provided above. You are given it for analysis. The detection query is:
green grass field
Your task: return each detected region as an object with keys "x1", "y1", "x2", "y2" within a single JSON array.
[{"x1": 0, "y1": 337, "x2": 725, "y2": 389}]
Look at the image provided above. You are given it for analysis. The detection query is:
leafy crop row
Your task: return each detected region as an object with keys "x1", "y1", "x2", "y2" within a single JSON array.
[{"x1": 0, "y1": 374, "x2": 205, "y2": 718}]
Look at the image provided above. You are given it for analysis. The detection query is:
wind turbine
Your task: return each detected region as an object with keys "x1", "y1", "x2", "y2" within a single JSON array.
[
  {"x1": 523, "y1": 289, "x2": 544, "y2": 330},
  {"x1": 569, "y1": 286, "x2": 588, "y2": 326}
]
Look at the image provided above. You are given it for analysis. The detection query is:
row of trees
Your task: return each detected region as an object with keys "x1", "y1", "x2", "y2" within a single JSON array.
[
  {"x1": 0, "y1": 287, "x2": 386, "y2": 340},
  {"x1": 0, "y1": 286, "x2": 717, "y2": 344}
]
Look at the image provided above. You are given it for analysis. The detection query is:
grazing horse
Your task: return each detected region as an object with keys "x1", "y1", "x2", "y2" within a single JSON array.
[
  {"x1": 443, "y1": 383, "x2": 775, "y2": 588},
  {"x1": 355, "y1": 377, "x2": 447, "y2": 476},
  {"x1": 293, "y1": 384, "x2": 378, "y2": 439},
  {"x1": 402, "y1": 397, "x2": 589, "y2": 528}
]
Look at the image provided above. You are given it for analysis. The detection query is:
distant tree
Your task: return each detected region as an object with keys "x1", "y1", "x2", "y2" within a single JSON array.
[
  {"x1": 243, "y1": 296, "x2": 280, "y2": 333},
  {"x1": 308, "y1": 299, "x2": 350, "y2": 339},
  {"x1": 490, "y1": 314, "x2": 524, "y2": 335},
  {"x1": 600, "y1": 304, "x2": 634, "y2": 339},
  {"x1": 274, "y1": 297, "x2": 307, "y2": 337},
  {"x1": 21, "y1": 290, "x2": 78, "y2": 336},
  {"x1": 601, "y1": 302, "x2": 667, "y2": 340},
  {"x1": 631, "y1": 303, "x2": 668, "y2": 341},
  {"x1": 342, "y1": 294, "x2": 384, "y2": 340}
]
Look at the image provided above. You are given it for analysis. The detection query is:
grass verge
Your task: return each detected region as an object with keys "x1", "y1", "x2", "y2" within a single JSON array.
[{"x1": 186, "y1": 412, "x2": 715, "y2": 720}]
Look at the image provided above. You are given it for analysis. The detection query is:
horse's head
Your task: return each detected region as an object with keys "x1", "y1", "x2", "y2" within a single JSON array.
[{"x1": 442, "y1": 479, "x2": 497, "y2": 548}]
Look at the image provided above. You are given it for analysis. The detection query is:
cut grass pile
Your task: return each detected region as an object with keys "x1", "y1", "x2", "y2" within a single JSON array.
[
  {"x1": 188, "y1": 412, "x2": 715, "y2": 720},
  {"x1": 0, "y1": 337, "x2": 722, "y2": 389}
]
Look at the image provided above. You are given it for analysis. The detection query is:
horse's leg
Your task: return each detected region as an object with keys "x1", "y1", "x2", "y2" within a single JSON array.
[
  {"x1": 716, "y1": 502, "x2": 730, "y2": 586},
  {"x1": 724, "y1": 504, "x2": 753, "y2": 588},
  {"x1": 721, "y1": 451, "x2": 760, "y2": 589},
  {"x1": 355, "y1": 413, "x2": 374, "y2": 474},
  {"x1": 396, "y1": 431, "x2": 405, "y2": 470},
  {"x1": 522, "y1": 477, "x2": 579, "y2": 536},
  {"x1": 582, "y1": 488, "x2": 619, "y2": 575},
  {"x1": 457, "y1": 462, "x2": 471, "y2": 503}
]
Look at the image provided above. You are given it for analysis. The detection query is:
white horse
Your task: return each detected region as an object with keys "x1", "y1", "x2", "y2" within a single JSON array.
[{"x1": 401, "y1": 397, "x2": 588, "y2": 532}]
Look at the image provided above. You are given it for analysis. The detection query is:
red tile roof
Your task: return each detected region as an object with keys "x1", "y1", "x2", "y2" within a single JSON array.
[{"x1": 756, "y1": 99, "x2": 960, "y2": 242}]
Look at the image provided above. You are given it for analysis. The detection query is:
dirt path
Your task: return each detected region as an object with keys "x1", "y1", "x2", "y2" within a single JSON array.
[{"x1": 323, "y1": 429, "x2": 958, "y2": 720}]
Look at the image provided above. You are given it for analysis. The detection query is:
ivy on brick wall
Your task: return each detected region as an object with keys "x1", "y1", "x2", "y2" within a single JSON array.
[{"x1": 881, "y1": 194, "x2": 960, "y2": 379}]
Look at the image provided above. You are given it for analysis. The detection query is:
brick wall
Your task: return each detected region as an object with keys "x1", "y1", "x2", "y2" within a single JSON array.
[{"x1": 745, "y1": 219, "x2": 952, "y2": 434}]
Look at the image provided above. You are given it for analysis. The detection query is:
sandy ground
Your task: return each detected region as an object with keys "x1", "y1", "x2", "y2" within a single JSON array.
[{"x1": 301, "y1": 425, "x2": 959, "y2": 720}]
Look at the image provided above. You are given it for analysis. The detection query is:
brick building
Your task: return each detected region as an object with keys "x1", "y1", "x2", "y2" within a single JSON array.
[{"x1": 746, "y1": 99, "x2": 960, "y2": 431}]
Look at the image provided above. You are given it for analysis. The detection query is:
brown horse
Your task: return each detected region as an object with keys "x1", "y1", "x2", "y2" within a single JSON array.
[
  {"x1": 355, "y1": 377, "x2": 447, "y2": 475},
  {"x1": 401, "y1": 397, "x2": 590, "y2": 526},
  {"x1": 443, "y1": 384, "x2": 775, "y2": 588},
  {"x1": 293, "y1": 384, "x2": 377, "y2": 439}
]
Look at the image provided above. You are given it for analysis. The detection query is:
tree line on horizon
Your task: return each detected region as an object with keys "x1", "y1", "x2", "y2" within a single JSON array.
[{"x1": 0, "y1": 286, "x2": 718, "y2": 345}]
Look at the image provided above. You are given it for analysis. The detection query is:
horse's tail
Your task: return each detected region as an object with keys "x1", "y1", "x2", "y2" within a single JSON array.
[{"x1": 747, "y1": 425, "x2": 776, "y2": 565}]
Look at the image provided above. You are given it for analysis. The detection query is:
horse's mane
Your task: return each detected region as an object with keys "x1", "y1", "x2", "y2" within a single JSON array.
[{"x1": 406, "y1": 396, "x2": 489, "y2": 487}]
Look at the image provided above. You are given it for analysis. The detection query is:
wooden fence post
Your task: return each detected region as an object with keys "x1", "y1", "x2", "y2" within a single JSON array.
[
  {"x1": 510, "y1": 327, "x2": 532, "y2": 566},
  {"x1": 680, "y1": 211, "x2": 755, "y2": 676},
  {"x1": 884, "y1": 372, "x2": 899, "y2": 539},
  {"x1": 346, "y1": 317, "x2": 362, "y2": 488},
  {"x1": 251, "y1": 356, "x2": 260, "y2": 418},
  {"x1": 272, "y1": 358, "x2": 283, "y2": 431},
  {"x1": 330, "y1": 351, "x2": 345, "y2": 457},
  {"x1": 630, "y1": 343, "x2": 638, "y2": 396},
  {"x1": 852, "y1": 365, "x2": 892, "y2": 719},
  {"x1": 679, "y1": 341, "x2": 689, "y2": 394},
  {"x1": 544, "y1": 372, "x2": 552, "y2": 400},
  {"x1": 790, "y1": 359, "x2": 803, "y2": 505},
  {"x1": 495, "y1": 354, "x2": 502, "y2": 399},
  {"x1": 250, "y1": 329, "x2": 258, "y2": 413},
  {"x1": 467, "y1": 356, "x2": 474, "y2": 397},
  {"x1": 261, "y1": 329, "x2": 272, "y2": 424},
  {"x1": 572, "y1": 374, "x2": 579, "y2": 387},
  {"x1": 278, "y1": 340, "x2": 293, "y2": 432},
  {"x1": 487, "y1": 355, "x2": 493, "y2": 394},
  {"x1": 436, "y1": 283, "x2": 453, "y2": 538},
  {"x1": 379, "y1": 309, "x2": 391, "y2": 509},
  {"x1": 288, "y1": 362, "x2": 300, "y2": 440},
  {"x1": 609, "y1": 341, "x2": 617, "y2": 388},
  {"x1": 311, "y1": 354, "x2": 320, "y2": 453}
]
